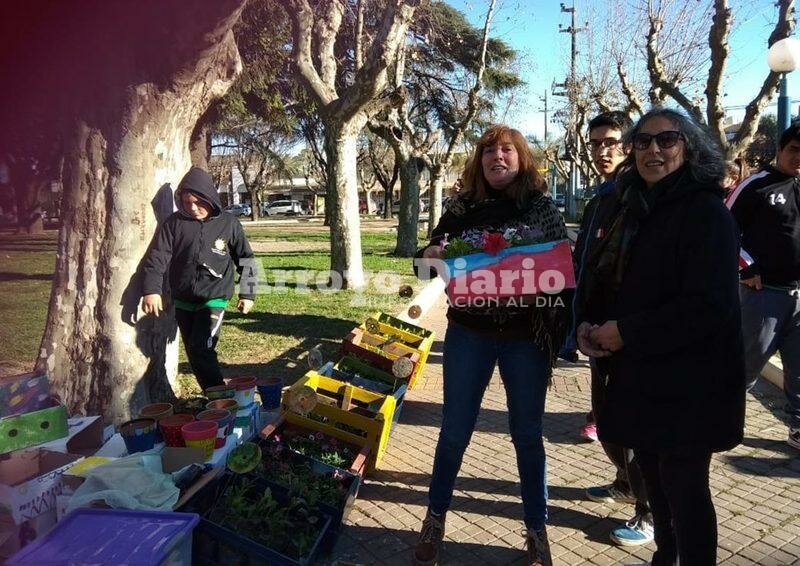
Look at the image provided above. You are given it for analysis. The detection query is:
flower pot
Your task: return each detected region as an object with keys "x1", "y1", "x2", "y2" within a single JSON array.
[
  {"x1": 196, "y1": 409, "x2": 233, "y2": 448},
  {"x1": 181, "y1": 420, "x2": 218, "y2": 460},
  {"x1": 138, "y1": 403, "x2": 174, "y2": 443},
  {"x1": 205, "y1": 399, "x2": 238, "y2": 413},
  {"x1": 204, "y1": 385, "x2": 235, "y2": 401},
  {"x1": 226, "y1": 376, "x2": 257, "y2": 409},
  {"x1": 120, "y1": 418, "x2": 157, "y2": 454},
  {"x1": 174, "y1": 397, "x2": 209, "y2": 416},
  {"x1": 256, "y1": 377, "x2": 284, "y2": 411},
  {"x1": 158, "y1": 413, "x2": 195, "y2": 447}
]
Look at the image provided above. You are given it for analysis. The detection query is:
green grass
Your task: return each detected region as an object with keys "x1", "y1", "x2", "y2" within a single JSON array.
[
  {"x1": 0, "y1": 232, "x2": 56, "y2": 372},
  {"x1": 0, "y1": 227, "x2": 428, "y2": 394}
]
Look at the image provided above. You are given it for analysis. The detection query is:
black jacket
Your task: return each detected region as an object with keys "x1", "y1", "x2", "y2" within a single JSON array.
[
  {"x1": 415, "y1": 189, "x2": 569, "y2": 338},
  {"x1": 142, "y1": 167, "x2": 255, "y2": 303},
  {"x1": 572, "y1": 181, "x2": 621, "y2": 327},
  {"x1": 592, "y1": 170, "x2": 745, "y2": 453},
  {"x1": 727, "y1": 165, "x2": 800, "y2": 287}
]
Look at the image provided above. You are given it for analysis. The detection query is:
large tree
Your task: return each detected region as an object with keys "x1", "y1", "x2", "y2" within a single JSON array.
[
  {"x1": 637, "y1": 0, "x2": 794, "y2": 157},
  {"x1": 8, "y1": 1, "x2": 247, "y2": 422},
  {"x1": 372, "y1": 0, "x2": 523, "y2": 253},
  {"x1": 283, "y1": 0, "x2": 420, "y2": 288}
]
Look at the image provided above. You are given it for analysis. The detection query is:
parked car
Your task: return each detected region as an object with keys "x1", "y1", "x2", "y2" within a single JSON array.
[
  {"x1": 224, "y1": 203, "x2": 252, "y2": 217},
  {"x1": 261, "y1": 199, "x2": 303, "y2": 216}
]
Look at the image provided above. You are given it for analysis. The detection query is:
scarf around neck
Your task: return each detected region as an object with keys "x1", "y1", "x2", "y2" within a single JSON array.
[{"x1": 587, "y1": 166, "x2": 688, "y2": 298}]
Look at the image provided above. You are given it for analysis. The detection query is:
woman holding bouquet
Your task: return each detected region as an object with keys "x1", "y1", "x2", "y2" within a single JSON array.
[
  {"x1": 412, "y1": 125, "x2": 568, "y2": 566},
  {"x1": 577, "y1": 108, "x2": 745, "y2": 565}
]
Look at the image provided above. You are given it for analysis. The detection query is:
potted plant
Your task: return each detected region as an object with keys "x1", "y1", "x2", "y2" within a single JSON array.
[
  {"x1": 189, "y1": 473, "x2": 331, "y2": 565},
  {"x1": 251, "y1": 439, "x2": 359, "y2": 546},
  {"x1": 261, "y1": 416, "x2": 370, "y2": 477}
]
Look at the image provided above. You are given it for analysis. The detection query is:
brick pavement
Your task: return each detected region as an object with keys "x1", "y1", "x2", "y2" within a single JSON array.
[{"x1": 329, "y1": 293, "x2": 800, "y2": 565}]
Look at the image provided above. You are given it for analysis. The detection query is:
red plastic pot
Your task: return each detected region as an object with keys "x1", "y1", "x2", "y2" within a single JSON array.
[
  {"x1": 196, "y1": 409, "x2": 233, "y2": 448},
  {"x1": 158, "y1": 413, "x2": 195, "y2": 447},
  {"x1": 181, "y1": 420, "x2": 218, "y2": 460}
]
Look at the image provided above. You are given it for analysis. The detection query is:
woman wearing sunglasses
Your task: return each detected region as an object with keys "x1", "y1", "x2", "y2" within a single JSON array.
[{"x1": 575, "y1": 108, "x2": 745, "y2": 566}]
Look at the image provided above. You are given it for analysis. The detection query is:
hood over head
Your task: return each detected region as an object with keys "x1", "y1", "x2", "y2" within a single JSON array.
[{"x1": 175, "y1": 166, "x2": 222, "y2": 217}]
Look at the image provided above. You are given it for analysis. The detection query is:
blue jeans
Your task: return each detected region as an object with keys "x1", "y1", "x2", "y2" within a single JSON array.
[{"x1": 428, "y1": 323, "x2": 550, "y2": 530}]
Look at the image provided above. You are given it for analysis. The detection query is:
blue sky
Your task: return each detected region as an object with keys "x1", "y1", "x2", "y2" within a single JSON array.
[{"x1": 445, "y1": 0, "x2": 793, "y2": 139}]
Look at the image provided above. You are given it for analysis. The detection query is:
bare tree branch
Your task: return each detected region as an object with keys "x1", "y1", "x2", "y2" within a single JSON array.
[
  {"x1": 705, "y1": 0, "x2": 732, "y2": 148},
  {"x1": 616, "y1": 59, "x2": 646, "y2": 116},
  {"x1": 286, "y1": 0, "x2": 337, "y2": 105},
  {"x1": 314, "y1": 0, "x2": 344, "y2": 89},
  {"x1": 729, "y1": 0, "x2": 795, "y2": 158},
  {"x1": 645, "y1": 1, "x2": 704, "y2": 122}
]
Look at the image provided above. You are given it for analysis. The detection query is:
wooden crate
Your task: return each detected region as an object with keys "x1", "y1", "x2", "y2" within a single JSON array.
[
  {"x1": 320, "y1": 357, "x2": 408, "y2": 426},
  {"x1": 342, "y1": 327, "x2": 422, "y2": 389},
  {"x1": 279, "y1": 371, "x2": 397, "y2": 473},
  {"x1": 359, "y1": 313, "x2": 435, "y2": 389}
]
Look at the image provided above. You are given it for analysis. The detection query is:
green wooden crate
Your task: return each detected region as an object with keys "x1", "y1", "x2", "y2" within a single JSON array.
[{"x1": 0, "y1": 404, "x2": 69, "y2": 455}]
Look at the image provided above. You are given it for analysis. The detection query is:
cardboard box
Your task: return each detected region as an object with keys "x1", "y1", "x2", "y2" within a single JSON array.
[
  {"x1": 0, "y1": 403, "x2": 69, "y2": 455},
  {"x1": 0, "y1": 449, "x2": 83, "y2": 524},
  {"x1": 92, "y1": 433, "x2": 129, "y2": 458},
  {"x1": 0, "y1": 373, "x2": 51, "y2": 418},
  {"x1": 36, "y1": 416, "x2": 105, "y2": 456}
]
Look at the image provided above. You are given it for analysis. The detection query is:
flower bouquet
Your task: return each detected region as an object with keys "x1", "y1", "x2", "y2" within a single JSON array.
[{"x1": 439, "y1": 225, "x2": 575, "y2": 305}]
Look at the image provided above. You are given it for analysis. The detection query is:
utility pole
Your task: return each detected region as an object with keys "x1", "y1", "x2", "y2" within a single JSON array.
[
  {"x1": 539, "y1": 90, "x2": 549, "y2": 142},
  {"x1": 558, "y1": 1, "x2": 587, "y2": 220}
]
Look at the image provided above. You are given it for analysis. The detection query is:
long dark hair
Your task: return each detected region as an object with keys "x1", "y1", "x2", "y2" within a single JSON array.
[{"x1": 622, "y1": 108, "x2": 725, "y2": 186}]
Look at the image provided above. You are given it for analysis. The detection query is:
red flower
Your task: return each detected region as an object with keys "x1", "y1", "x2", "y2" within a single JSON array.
[{"x1": 483, "y1": 231, "x2": 508, "y2": 255}]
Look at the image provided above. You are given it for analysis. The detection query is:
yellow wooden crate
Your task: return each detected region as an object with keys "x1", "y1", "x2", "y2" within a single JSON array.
[
  {"x1": 360, "y1": 313, "x2": 435, "y2": 389},
  {"x1": 281, "y1": 371, "x2": 396, "y2": 473},
  {"x1": 346, "y1": 327, "x2": 427, "y2": 389}
]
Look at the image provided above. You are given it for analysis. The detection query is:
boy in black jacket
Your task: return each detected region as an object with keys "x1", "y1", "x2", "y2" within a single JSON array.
[{"x1": 141, "y1": 166, "x2": 256, "y2": 390}]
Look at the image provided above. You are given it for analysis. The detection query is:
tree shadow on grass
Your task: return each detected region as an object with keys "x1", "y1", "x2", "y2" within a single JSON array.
[
  {"x1": 208, "y1": 311, "x2": 357, "y2": 384},
  {"x1": 0, "y1": 271, "x2": 52, "y2": 281}
]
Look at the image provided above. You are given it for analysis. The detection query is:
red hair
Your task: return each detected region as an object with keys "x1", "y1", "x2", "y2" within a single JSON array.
[{"x1": 461, "y1": 125, "x2": 546, "y2": 204}]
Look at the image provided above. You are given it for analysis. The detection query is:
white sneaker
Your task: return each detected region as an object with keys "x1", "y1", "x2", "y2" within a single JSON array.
[{"x1": 610, "y1": 514, "x2": 654, "y2": 546}]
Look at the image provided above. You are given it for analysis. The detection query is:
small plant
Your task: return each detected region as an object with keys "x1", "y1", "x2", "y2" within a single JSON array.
[
  {"x1": 306, "y1": 411, "x2": 369, "y2": 438},
  {"x1": 255, "y1": 443, "x2": 352, "y2": 509},
  {"x1": 209, "y1": 476, "x2": 324, "y2": 561},
  {"x1": 273, "y1": 428, "x2": 357, "y2": 469}
]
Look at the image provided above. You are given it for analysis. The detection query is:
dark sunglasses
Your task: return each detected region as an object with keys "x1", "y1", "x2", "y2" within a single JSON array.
[{"x1": 632, "y1": 130, "x2": 684, "y2": 150}]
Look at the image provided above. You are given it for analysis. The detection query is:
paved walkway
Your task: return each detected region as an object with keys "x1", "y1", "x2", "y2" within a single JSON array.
[{"x1": 329, "y1": 294, "x2": 800, "y2": 565}]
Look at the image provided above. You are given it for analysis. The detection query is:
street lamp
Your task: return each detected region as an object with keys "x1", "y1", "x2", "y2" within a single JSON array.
[{"x1": 767, "y1": 37, "x2": 800, "y2": 137}]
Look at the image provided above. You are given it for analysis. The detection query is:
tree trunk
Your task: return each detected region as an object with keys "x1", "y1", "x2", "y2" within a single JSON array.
[
  {"x1": 427, "y1": 163, "x2": 446, "y2": 238},
  {"x1": 323, "y1": 116, "x2": 366, "y2": 288},
  {"x1": 36, "y1": 1, "x2": 245, "y2": 423},
  {"x1": 9, "y1": 161, "x2": 48, "y2": 235},
  {"x1": 190, "y1": 101, "x2": 221, "y2": 170},
  {"x1": 394, "y1": 155, "x2": 423, "y2": 256},
  {"x1": 250, "y1": 187, "x2": 261, "y2": 221},
  {"x1": 364, "y1": 188, "x2": 375, "y2": 214}
]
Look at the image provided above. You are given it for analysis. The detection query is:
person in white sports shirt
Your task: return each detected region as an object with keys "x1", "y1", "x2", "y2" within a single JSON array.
[{"x1": 726, "y1": 123, "x2": 800, "y2": 450}]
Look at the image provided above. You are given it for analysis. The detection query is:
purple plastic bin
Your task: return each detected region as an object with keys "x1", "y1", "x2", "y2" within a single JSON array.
[{"x1": 7, "y1": 508, "x2": 199, "y2": 565}]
